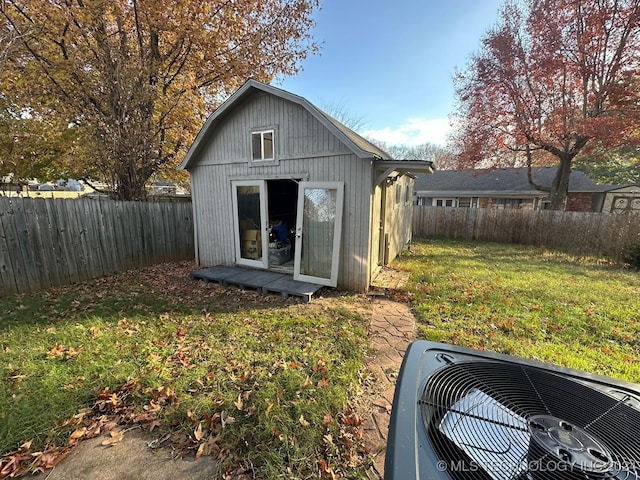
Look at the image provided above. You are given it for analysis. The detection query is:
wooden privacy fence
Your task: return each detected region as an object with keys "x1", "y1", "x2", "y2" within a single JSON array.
[
  {"x1": 412, "y1": 206, "x2": 640, "y2": 261},
  {"x1": 0, "y1": 197, "x2": 194, "y2": 296}
]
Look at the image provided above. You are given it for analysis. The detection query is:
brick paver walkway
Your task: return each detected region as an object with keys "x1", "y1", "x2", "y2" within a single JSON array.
[{"x1": 363, "y1": 298, "x2": 416, "y2": 479}]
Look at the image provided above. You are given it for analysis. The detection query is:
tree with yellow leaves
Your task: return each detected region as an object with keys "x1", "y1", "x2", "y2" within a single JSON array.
[{"x1": 1, "y1": 0, "x2": 318, "y2": 200}]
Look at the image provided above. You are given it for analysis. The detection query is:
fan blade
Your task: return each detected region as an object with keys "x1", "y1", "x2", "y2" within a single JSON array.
[
  {"x1": 439, "y1": 388, "x2": 530, "y2": 480},
  {"x1": 613, "y1": 466, "x2": 638, "y2": 480}
]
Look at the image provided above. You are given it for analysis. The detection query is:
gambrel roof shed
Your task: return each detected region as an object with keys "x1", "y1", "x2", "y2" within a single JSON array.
[{"x1": 180, "y1": 79, "x2": 432, "y2": 293}]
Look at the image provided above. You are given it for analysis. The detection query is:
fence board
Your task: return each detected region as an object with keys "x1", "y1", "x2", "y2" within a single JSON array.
[
  {"x1": 413, "y1": 206, "x2": 640, "y2": 261},
  {"x1": 0, "y1": 199, "x2": 18, "y2": 295},
  {"x1": 33, "y1": 199, "x2": 59, "y2": 288},
  {"x1": 2, "y1": 200, "x2": 31, "y2": 293},
  {"x1": 0, "y1": 198, "x2": 194, "y2": 296}
]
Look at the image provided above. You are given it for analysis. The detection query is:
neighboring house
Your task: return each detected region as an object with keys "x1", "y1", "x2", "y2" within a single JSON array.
[
  {"x1": 149, "y1": 180, "x2": 178, "y2": 196},
  {"x1": 600, "y1": 184, "x2": 640, "y2": 214},
  {"x1": 179, "y1": 79, "x2": 433, "y2": 292},
  {"x1": 414, "y1": 167, "x2": 606, "y2": 212}
]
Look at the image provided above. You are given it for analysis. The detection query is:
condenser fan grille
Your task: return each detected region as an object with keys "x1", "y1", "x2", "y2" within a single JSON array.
[{"x1": 420, "y1": 361, "x2": 640, "y2": 480}]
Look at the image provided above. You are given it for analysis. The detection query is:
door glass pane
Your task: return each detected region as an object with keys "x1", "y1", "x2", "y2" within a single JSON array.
[
  {"x1": 236, "y1": 185, "x2": 263, "y2": 261},
  {"x1": 301, "y1": 188, "x2": 336, "y2": 279}
]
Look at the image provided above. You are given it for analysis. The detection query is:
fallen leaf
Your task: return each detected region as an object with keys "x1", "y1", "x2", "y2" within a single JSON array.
[
  {"x1": 299, "y1": 415, "x2": 310, "y2": 427},
  {"x1": 322, "y1": 413, "x2": 333, "y2": 429},
  {"x1": 194, "y1": 422, "x2": 204, "y2": 441},
  {"x1": 221, "y1": 411, "x2": 235, "y2": 427},
  {"x1": 68, "y1": 427, "x2": 86, "y2": 443},
  {"x1": 147, "y1": 420, "x2": 162, "y2": 432},
  {"x1": 47, "y1": 344, "x2": 66, "y2": 358},
  {"x1": 101, "y1": 430, "x2": 124, "y2": 447},
  {"x1": 195, "y1": 443, "x2": 205, "y2": 460}
]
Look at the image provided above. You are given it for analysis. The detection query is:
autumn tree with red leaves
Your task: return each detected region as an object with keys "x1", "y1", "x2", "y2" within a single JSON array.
[
  {"x1": 453, "y1": 0, "x2": 640, "y2": 209},
  {"x1": 0, "y1": 0, "x2": 318, "y2": 200}
]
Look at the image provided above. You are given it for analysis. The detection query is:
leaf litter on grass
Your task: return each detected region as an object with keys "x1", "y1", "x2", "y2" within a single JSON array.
[
  {"x1": 399, "y1": 239, "x2": 640, "y2": 382},
  {"x1": 0, "y1": 261, "x2": 375, "y2": 479}
]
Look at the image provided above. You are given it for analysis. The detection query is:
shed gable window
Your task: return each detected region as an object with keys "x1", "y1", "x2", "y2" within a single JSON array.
[{"x1": 252, "y1": 130, "x2": 274, "y2": 161}]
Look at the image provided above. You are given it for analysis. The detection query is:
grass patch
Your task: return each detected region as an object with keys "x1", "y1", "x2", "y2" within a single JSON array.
[
  {"x1": 0, "y1": 263, "x2": 371, "y2": 478},
  {"x1": 397, "y1": 238, "x2": 640, "y2": 383}
]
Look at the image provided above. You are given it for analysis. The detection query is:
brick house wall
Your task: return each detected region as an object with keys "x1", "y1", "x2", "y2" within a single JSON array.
[{"x1": 566, "y1": 192, "x2": 594, "y2": 212}]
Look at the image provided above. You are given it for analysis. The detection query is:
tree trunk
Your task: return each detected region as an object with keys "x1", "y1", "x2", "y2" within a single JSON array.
[
  {"x1": 549, "y1": 155, "x2": 573, "y2": 210},
  {"x1": 112, "y1": 149, "x2": 150, "y2": 201}
]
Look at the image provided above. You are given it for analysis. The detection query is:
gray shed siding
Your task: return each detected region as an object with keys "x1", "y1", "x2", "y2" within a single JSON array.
[
  {"x1": 191, "y1": 157, "x2": 373, "y2": 292},
  {"x1": 196, "y1": 93, "x2": 352, "y2": 165},
  {"x1": 189, "y1": 91, "x2": 376, "y2": 291},
  {"x1": 184, "y1": 87, "x2": 430, "y2": 292}
]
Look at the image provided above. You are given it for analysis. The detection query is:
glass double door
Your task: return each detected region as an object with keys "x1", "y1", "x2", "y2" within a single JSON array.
[{"x1": 232, "y1": 180, "x2": 344, "y2": 287}]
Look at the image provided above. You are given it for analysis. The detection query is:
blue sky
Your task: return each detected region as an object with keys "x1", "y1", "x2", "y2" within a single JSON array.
[{"x1": 278, "y1": 0, "x2": 505, "y2": 147}]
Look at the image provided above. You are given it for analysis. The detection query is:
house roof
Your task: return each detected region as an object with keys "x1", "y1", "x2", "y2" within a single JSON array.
[
  {"x1": 602, "y1": 183, "x2": 640, "y2": 193},
  {"x1": 414, "y1": 167, "x2": 603, "y2": 197},
  {"x1": 178, "y1": 79, "x2": 394, "y2": 170}
]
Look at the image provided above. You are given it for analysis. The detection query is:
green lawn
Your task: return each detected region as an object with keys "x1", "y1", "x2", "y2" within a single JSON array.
[
  {"x1": 2, "y1": 240, "x2": 640, "y2": 478},
  {"x1": 396, "y1": 238, "x2": 640, "y2": 383},
  {"x1": 0, "y1": 263, "x2": 372, "y2": 479}
]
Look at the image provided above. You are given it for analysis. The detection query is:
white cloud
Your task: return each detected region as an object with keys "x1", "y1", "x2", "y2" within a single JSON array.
[{"x1": 363, "y1": 117, "x2": 454, "y2": 147}]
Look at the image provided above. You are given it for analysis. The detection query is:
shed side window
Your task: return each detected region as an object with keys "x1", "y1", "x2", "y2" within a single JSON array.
[
  {"x1": 395, "y1": 184, "x2": 402, "y2": 205},
  {"x1": 252, "y1": 130, "x2": 274, "y2": 161}
]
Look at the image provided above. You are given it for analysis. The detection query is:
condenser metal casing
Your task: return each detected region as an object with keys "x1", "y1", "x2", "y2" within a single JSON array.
[{"x1": 385, "y1": 341, "x2": 640, "y2": 480}]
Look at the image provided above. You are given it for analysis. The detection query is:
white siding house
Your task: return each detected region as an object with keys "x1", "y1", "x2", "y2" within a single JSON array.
[
  {"x1": 179, "y1": 80, "x2": 432, "y2": 292},
  {"x1": 601, "y1": 184, "x2": 640, "y2": 214}
]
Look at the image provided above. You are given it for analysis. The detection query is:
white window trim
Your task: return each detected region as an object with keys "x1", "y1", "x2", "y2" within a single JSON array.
[
  {"x1": 250, "y1": 127, "x2": 278, "y2": 166},
  {"x1": 434, "y1": 198, "x2": 456, "y2": 207}
]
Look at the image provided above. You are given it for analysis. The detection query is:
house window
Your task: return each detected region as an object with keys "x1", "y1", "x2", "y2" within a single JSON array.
[
  {"x1": 434, "y1": 198, "x2": 455, "y2": 207},
  {"x1": 252, "y1": 130, "x2": 274, "y2": 161},
  {"x1": 494, "y1": 198, "x2": 521, "y2": 209}
]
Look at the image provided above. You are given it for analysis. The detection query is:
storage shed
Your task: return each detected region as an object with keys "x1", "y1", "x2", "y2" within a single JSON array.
[{"x1": 179, "y1": 80, "x2": 433, "y2": 292}]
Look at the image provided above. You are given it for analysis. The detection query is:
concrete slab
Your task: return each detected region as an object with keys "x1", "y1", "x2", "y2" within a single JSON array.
[{"x1": 31, "y1": 429, "x2": 219, "y2": 480}]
